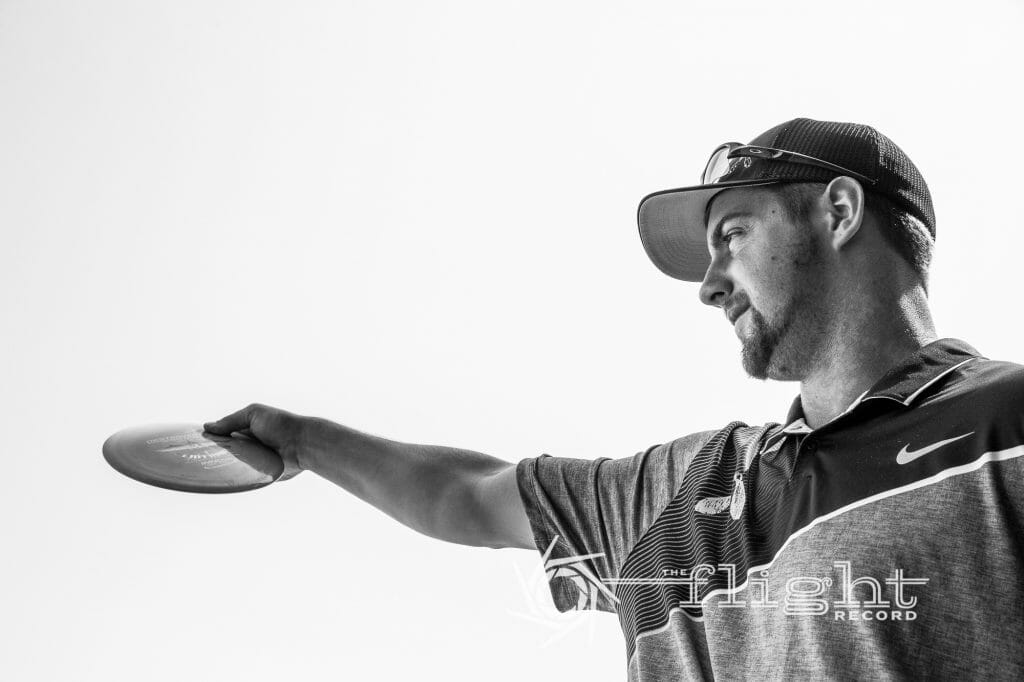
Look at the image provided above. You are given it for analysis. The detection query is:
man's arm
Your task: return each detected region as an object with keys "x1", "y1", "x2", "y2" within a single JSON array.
[{"x1": 204, "y1": 403, "x2": 535, "y2": 550}]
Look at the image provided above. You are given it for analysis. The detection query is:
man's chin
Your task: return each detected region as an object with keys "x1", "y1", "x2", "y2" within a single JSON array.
[
  {"x1": 736, "y1": 314, "x2": 773, "y2": 379},
  {"x1": 741, "y1": 338, "x2": 805, "y2": 381},
  {"x1": 738, "y1": 323, "x2": 791, "y2": 380},
  {"x1": 740, "y1": 341, "x2": 772, "y2": 380}
]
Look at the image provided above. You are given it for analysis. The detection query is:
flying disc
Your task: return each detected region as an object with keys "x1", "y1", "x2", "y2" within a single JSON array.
[{"x1": 102, "y1": 423, "x2": 284, "y2": 493}]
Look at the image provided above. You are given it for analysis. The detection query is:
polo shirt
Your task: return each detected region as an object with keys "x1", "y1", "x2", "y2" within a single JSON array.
[{"x1": 515, "y1": 338, "x2": 1024, "y2": 680}]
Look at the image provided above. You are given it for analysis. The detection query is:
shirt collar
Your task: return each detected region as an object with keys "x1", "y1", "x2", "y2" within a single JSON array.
[
  {"x1": 858, "y1": 337, "x2": 982, "y2": 406},
  {"x1": 777, "y1": 337, "x2": 983, "y2": 432}
]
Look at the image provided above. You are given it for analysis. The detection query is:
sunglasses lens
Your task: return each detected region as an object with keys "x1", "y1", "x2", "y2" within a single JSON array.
[{"x1": 702, "y1": 144, "x2": 739, "y2": 184}]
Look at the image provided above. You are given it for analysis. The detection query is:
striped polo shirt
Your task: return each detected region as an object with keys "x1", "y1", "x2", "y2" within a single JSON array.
[{"x1": 515, "y1": 338, "x2": 1024, "y2": 680}]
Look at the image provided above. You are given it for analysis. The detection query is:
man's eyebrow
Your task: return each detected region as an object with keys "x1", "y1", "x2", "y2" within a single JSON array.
[{"x1": 707, "y1": 211, "x2": 756, "y2": 247}]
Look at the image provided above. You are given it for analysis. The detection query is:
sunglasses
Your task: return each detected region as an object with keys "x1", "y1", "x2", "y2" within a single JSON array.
[{"x1": 702, "y1": 142, "x2": 878, "y2": 187}]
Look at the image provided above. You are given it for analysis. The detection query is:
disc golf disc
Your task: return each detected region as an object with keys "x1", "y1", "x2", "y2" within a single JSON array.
[{"x1": 102, "y1": 423, "x2": 284, "y2": 493}]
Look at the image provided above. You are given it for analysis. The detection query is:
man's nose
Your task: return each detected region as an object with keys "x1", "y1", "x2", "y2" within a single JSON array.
[{"x1": 698, "y1": 257, "x2": 731, "y2": 308}]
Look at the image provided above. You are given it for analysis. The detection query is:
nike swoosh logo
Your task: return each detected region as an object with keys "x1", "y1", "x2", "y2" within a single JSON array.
[{"x1": 896, "y1": 432, "x2": 975, "y2": 465}]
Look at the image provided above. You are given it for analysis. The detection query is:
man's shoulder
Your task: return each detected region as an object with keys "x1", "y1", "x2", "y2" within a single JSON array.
[
  {"x1": 662, "y1": 427, "x2": 722, "y2": 454},
  {"x1": 961, "y1": 355, "x2": 1024, "y2": 397},
  {"x1": 917, "y1": 354, "x2": 1024, "y2": 424},
  {"x1": 975, "y1": 354, "x2": 1024, "y2": 377},
  {"x1": 657, "y1": 423, "x2": 757, "y2": 456},
  {"x1": 658, "y1": 422, "x2": 777, "y2": 468}
]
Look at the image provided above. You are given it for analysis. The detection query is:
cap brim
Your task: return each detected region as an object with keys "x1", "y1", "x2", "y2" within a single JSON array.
[{"x1": 637, "y1": 179, "x2": 780, "y2": 282}]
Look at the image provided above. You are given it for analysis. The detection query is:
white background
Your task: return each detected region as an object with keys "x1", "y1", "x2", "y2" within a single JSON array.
[{"x1": 2, "y1": 1, "x2": 1022, "y2": 679}]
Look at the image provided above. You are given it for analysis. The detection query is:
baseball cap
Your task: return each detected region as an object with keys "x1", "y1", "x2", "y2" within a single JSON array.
[{"x1": 636, "y1": 118, "x2": 936, "y2": 282}]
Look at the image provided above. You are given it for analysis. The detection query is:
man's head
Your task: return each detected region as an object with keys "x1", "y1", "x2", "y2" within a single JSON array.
[
  {"x1": 699, "y1": 178, "x2": 931, "y2": 379},
  {"x1": 636, "y1": 118, "x2": 936, "y2": 380}
]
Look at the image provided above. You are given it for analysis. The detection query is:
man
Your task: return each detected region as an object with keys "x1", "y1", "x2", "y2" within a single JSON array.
[{"x1": 206, "y1": 118, "x2": 1024, "y2": 680}]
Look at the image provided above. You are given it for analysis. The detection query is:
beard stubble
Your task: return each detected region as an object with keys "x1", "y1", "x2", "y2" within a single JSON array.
[{"x1": 738, "y1": 232, "x2": 825, "y2": 380}]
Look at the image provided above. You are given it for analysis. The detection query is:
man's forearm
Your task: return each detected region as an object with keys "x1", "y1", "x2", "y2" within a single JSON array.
[{"x1": 297, "y1": 417, "x2": 515, "y2": 547}]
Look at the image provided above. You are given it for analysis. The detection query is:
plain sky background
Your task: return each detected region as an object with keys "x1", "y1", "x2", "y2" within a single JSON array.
[{"x1": 2, "y1": 1, "x2": 1022, "y2": 679}]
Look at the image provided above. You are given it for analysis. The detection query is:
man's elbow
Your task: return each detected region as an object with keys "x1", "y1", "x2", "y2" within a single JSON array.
[{"x1": 422, "y1": 461, "x2": 535, "y2": 550}]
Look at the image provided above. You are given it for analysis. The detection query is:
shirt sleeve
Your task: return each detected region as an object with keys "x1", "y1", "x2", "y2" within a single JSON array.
[{"x1": 515, "y1": 430, "x2": 716, "y2": 613}]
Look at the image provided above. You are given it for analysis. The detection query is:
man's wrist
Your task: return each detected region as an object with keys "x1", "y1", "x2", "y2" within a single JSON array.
[{"x1": 293, "y1": 415, "x2": 332, "y2": 473}]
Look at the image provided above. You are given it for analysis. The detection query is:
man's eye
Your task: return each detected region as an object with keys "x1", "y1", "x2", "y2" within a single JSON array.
[{"x1": 722, "y1": 228, "x2": 744, "y2": 244}]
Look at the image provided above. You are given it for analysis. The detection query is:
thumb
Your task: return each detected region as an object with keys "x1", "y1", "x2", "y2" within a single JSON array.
[
  {"x1": 203, "y1": 404, "x2": 258, "y2": 436},
  {"x1": 276, "y1": 465, "x2": 303, "y2": 482}
]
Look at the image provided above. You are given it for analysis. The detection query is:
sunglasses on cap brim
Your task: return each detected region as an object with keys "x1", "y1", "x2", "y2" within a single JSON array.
[{"x1": 702, "y1": 143, "x2": 878, "y2": 187}]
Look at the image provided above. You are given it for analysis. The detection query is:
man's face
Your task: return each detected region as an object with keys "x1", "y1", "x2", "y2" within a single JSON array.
[{"x1": 699, "y1": 185, "x2": 828, "y2": 380}]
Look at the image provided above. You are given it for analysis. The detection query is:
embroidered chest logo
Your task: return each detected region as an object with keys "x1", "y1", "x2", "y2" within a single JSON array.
[{"x1": 694, "y1": 473, "x2": 746, "y2": 519}]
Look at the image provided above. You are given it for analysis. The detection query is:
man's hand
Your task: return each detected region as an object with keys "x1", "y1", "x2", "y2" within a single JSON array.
[
  {"x1": 203, "y1": 403, "x2": 532, "y2": 549},
  {"x1": 204, "y1": 403, "x2": 306, "y2": 481}
]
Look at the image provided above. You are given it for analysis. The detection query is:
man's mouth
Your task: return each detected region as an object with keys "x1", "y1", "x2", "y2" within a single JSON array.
[{"x1": 726, "y1": 306, "x2": 749, "y2": 325}]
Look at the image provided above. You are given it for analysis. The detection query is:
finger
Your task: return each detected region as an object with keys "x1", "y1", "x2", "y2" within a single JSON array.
[
  {"x1": 203, "y1": 405, "x2": 257, "y2": 436},
  {"x1": 276, "y1": 467, "x2": 303, "y2": 482}
]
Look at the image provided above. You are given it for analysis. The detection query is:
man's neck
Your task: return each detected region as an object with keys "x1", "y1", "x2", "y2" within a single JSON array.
[{"x1": 797, "y1": 288, "x2": 937, "y2": 429}]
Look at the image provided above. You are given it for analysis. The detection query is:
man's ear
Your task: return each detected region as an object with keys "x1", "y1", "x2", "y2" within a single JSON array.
[{"x1": 823, "y1": 176, "x2": 865, "y2": 250}]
